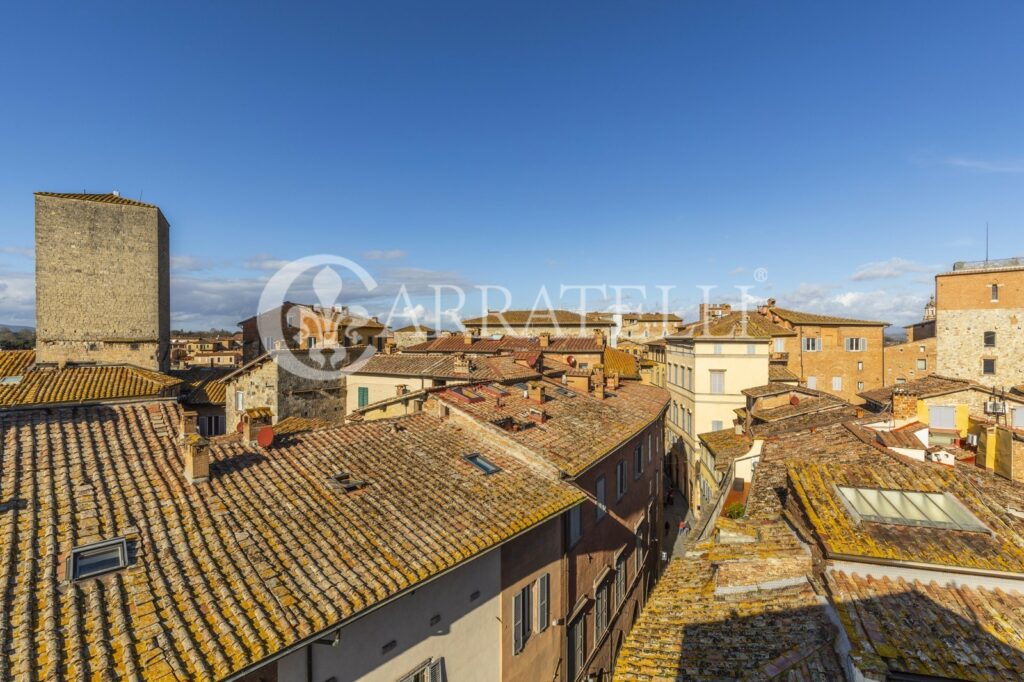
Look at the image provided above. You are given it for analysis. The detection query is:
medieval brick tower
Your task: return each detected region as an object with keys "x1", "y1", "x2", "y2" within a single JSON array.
[{"x1": 34, "y1": 192, "x2": 170, "y2": 371}]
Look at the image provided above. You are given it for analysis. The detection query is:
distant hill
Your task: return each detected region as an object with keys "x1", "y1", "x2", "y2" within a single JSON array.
[{"x1": 0, "y1": 325, "x2": 35, "y2": 349}]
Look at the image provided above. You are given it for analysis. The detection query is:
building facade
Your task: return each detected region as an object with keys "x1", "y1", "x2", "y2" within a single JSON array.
[
  {"x1": 936, "y1": 258, "x2": 1024, "y2": 388},
  {"x1": 34, "y1": 192, "x2": 170, "y2": 371}
]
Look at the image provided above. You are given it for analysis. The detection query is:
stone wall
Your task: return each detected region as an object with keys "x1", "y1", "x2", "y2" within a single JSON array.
[
  {"x1": 224, "y1": 358, "x2": 278, "y2": 430},
  {"x1": 225, "y1": 354, "x2": 347, "y2": 428},
  {"x1": 34, "y1": 195, "x2": 169, "y2": 370},
  {"x1": 937, "y1": 308, "x2": 1024, "y2": 388}
]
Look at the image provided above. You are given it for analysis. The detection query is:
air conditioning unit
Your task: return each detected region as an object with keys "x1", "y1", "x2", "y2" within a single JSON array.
[{"x1": 985, "y1": 401, "x2": 1007, "y2": 415}]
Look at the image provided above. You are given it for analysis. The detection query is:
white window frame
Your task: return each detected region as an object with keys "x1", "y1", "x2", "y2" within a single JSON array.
[
  {"x1": 844, "y1": 337, "x2": 867, "y2": 352},
  {"x1": 802, "y1": 337, "x2": 821, "y2": 352},
  {"x1": 595, "y1": 476, "x2": 607, "y2": 520},
  {"x1": 709, "y1": 370, "x2": 725, "y2": 395},
  {"x1": 832, "y1": 376, "x2": 842, "y2": 391}
]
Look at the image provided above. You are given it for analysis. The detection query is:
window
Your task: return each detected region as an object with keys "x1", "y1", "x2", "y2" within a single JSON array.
[
  {"x1": 919, "y1": 345, "x2": 926, "y2": 353},
  {"x1": 68, "y1": 538, "x2": 129, "y2": 580},
  {"x1": 568, "y1": 614, "x2": 585, "y2": 680},
  {"x1": 357, "y1": 386, "x2": 369, "y2": 408},
  {"x1": 568, "y1": 506, "x2": 582, "y2": 547},
  {"x1": 774, "y1": 338, "x2": 785, "y2": 352},
  {"x1": 306, "y1": 336, "x2": 317, "y2": 348},
  {"x1": 832, "y1": 376, "x2": 842, "y2": 391},
  {"x1": 595, "y1": 580, "x2": 609, "y2": 640},
  {"x1": 711, "y1": 420, "x2": 723, "y2": 432},
  {"x1": 634, "y1": 524, "x2": 644, "y2": 572},
  {"x1": 844, "y1": 337, "x2": 867, "y2": 352},
  {"x1": 857, "y1": 361, "x2": 864, "y2": 371},
  {"x1": 802, "y1": 337, "x2": 821, "y2": 352},
  {"x1": 234, "y1": 390, "x2": 244, "y2": 411},
  {"x1": 917, "y1": 358, "x2": 927, "y2": 371},
  {"x1": 513, "y1": 583, "x2": 532, "y2": 654},
  {"x1": 929, "y1": 405, "x2": 956, "y2": 430},
  {"x1": 984, "y1": 331, "x2": 996, "y2": 347},
  {"x1": 615, "y1": 555, "x2": 627, "y2": 609},
  {"x1": 806, "y1": 376, "x2": 817, "y2": 390},
  {"x1": 595, "y1": 476, "x2": 607, "y2": 520},
  {"x1": 710, "y1": 370, "x2": 725, "y2": 395},
  {"x1": 616, "y1": 461, "x2": 627, "y2": 500},
  {"x1": 538, "y1": 574, "x2": 550, "y2": 632},
  {"x1": 837, "y1": 486, "x2": 988, "y2": 532},
  {"x1": 991, "y1": 283, "x2": 999, "y2": 301},
  {"x1": 747, "y1": 343, "x2": 757, "y2": 355},
  {"x1": 857, "y1": 381, "x2": 864, "y2": 391},
  {"x1": 398, "y1": 659, "x2": 445, "y2": 682},
  {"x1": 465, "y1": 453, "x2": 500, "y2": 474},
  {"x1": 634, "y1": 444, "x2": 643, "y2": 479},
  {"x1": 1014, "y1": 409, "x2": 1024, "y2": 429},
  {"x1": 983, "y1": 359, "x2": 996, "y2": 375},
  {"x1": 713, "y1": 343, "x2": 723, "y2": 355}
]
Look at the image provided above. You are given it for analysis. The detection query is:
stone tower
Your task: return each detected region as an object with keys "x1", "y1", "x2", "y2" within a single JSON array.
[{"x1": 34, "y1": 192, "x2": 170, "y2": 371}]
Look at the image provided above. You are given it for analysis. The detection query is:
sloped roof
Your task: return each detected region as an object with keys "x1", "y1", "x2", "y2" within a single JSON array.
[
  {"x1": 35, "y1": 191, "x2": 157, "y2": 208},
  {"x1": 769, "y1": 306, "x2": 888, "y2": 327},
  {"x1": 392, "y1": 324, "x2": 434, "y2": 333},
  {"x1": 768, "y1": 364, "x2": 800, "y2": 382},
  {"x1": 0, "y1": 404, "x2": 583, "y2": 680},
  {"x1": 462, "y1": 310, "x2": 613, "y2": 327},
  {"x1": 671, "y1": 311, "x2": 796, "y2": 339},
  {"x1": 0, "y1": 364, "x2": 182, "y2": 408},
  {"x1": 614, "y1": 519, "x2": 841, "y2": 681},
  {"x1": 354, "y1": 353, "x2": 540, "y2": 382},
  {"x1": 403, "y1": 334, "x2": 604, "y2": 354},
  {"x1": 858, "y1": 374, "x2": 975, "y2": 405},
  {"x1": 0, "y1": 349, "x2": 34, "y2": 377},
  {"x1": 827, "y1": 572, "x2": 1024, "y2": 682},
  {"x1": 620, "y1": 312, "x2": 682, "y2": 322},
  {"x1": 171, "y1": 366, "x2": 232, "y2": 405},
  {"x1": 437, "y1": 379, "x2": 669, "y2": 477},
  {"x1": 697, "y1": 429, "x2": 753, "y2": 473},
  {"x1": 603, "y1": 347, "x2": 640, "y2": 379}
]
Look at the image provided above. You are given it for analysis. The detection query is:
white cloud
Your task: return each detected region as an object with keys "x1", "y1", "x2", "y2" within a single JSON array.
[
  {"x1": 944, "y1": 157, "x2": 1024, "y2": 174},
  {"x1": 170, "y1": 255, "x2": 212, "y2": 272},
  {"x1": 776, "y1": 282, "x2": 928, "y2": 327},
  {"x1": 0, "y1": 246, "x2": 33, "y2": 258},
  {"x1": 363, "y1": 250, "x2": 407, "y2": 260},
  {"x1": 243, "y1": 254, "x2": 293, "y2": 271},
  {"x1": 850, "y1": 257, "x2": 936, "y2": 281},
  {"x1": 0, "y1": 272, "x2": 36, "y2": 327}
]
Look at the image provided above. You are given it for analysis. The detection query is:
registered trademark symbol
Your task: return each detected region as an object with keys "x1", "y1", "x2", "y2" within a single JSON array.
[{"x1": 753, "y1": 267, "x2": 768, "y2": 283}]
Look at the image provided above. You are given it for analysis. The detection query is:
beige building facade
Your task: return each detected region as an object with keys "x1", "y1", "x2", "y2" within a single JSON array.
[
  {"x1": 936, "y1": 258, "x2": 1024, "y2": 388},
  {"x1": 34, "y1": 192, "x2": 170, "y2": 371}
]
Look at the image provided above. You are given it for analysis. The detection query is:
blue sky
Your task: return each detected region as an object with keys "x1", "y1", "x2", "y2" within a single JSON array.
[{"x1": 1, "y1": 1, "x2": 1022, "y2": 330}]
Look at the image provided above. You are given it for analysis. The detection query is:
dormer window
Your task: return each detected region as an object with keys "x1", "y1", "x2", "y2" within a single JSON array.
[{"x1": 68, "y1": 537, "x2": 129, "y2": 580}]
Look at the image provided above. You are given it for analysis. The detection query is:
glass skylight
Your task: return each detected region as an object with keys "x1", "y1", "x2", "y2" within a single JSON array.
[
  {"x1": 68, "y1": 537, "x2": 129, "y2": 580},
  {"x1": 837, "y1": 486, "x2": 988, "y2": 533},
  {"x1": 465, "y1": 453, "x2": 500, "y2": 475}
]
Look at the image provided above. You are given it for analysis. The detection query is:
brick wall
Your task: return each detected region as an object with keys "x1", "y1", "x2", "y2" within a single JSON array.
[
  {"x1": 35, "y1": 195, "x2": 169, "y2": 370},
  {"x1": 778, "y1": 324, "x2": 885, "y2": 403},
  {"x1": 884, "y1": 336, "x2": 936, "y2": 386}
]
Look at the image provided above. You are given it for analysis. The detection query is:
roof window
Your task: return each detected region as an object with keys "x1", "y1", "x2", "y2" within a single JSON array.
[
  {"x1": 465, "y1": 453, "x2": 501, "y2": 475},
  {"x1": 837, "y1": 486, "x2": 988, "y2": 533},
  {"x1": 68, "y1": 537, "x2": 130, "y2": 580},
  {"x1": 330, "y1": 472, "x2": 368, "y2": 493}
]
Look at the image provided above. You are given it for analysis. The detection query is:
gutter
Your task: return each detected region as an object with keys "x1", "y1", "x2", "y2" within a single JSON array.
[
  {"x1": 827, "y1": 552, "x2": 1024, "y2": 583},
  {"x1": 221, "y1": 496, "x2": 584, "y2": 682}
]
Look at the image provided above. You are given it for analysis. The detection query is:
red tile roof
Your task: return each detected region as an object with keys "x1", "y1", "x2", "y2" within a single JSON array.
[{"x1": 35, "y1": 191, "x2": 157, "y2": 208}]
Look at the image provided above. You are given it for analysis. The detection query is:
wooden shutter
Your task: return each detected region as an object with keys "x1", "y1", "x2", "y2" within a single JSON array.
[
  {"x1": 538, "y1": 574, "x2": 549, "y2": 632},
  {"x1": 428, "y1": 658, "x2": 446, "y2": 682}
]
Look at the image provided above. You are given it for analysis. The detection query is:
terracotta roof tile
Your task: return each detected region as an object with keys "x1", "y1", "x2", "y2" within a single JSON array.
[
  {"x1": 768, "y1": 363, "x2": 799, "y2": 382},
  {"x1": 671, "y1": 311, "x2": 795, "y2": 339},
  {"x1": 769, "y1": 306, "x2": 888, "y2": 326},
  {"x1": 0, "y1": 364, "x2": 182, "y2": 407},
  {"x1": 602, "y1": 347, "x2": 639, "y2": 378},
  {"x1": 697, "y1": 429, "x2": 752, "y2": 473},
  {"x1": 0, "y1": 349, "x2": 34, "y2": 378},
  {"x1": 462, "y1": 310, "x2": 612, "y2": 327},
  {"x1": 355, "y1": 353, "x2": 540, "y2": 382},
  {"x1": 437, "y1": 380, "x2": 668, "y2": 476},
  {"x1": 403, "y1": 334, "x2": 604, "y2": 354},
  {"x1": 827, "y1": 571, "x2": 1024, "y2": 682},
  {"x1": 858, "y1": 374, "x2": 974, "y2": 405},
  {"x1": 170, "y1": 366, "x2": 231, "y2": 405},
  {"x1": 0, "y1": 405, "x2": 583, "y2": 680},
  {"x1": 35, "y1": 191, "x2": 157, "y2": 208}
]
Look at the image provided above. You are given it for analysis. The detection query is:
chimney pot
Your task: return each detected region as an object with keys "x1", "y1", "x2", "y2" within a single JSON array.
[
  {"x1": 595, "y1": 383, "x2": 606, "y2": 400},
  {"x1": 184, "y1": 435, "x2": 210, "y2": 483},
  {"x1": 180, "y1": 410, "x2": 198, "y2": 438},
  {"x1": 527, "y1": 381, "x2": 546, "y2": 404}
]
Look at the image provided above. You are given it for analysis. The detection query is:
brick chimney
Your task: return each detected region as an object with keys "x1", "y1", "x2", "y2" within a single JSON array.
[
  {"x1": 396, "y1": 384, "x2": 408, "y2": 396},
  {"x1": 242, "y1": 408, "x2": 272, "y2": 443},
  {"x1": 607, "y1": 372, "x2": 620, "y2": 390},
  {"x1": 453, "y1": 353, "x2": 472, "y2": 374},
  {"x1": 179, "y1": 410, "x2": 198, "y2": 438},
  {"x1": 593, "y1": 328, "x2": 606, "y2": 348},
  {"x1": 527, "y1": 381, "x2": 546, "y2": 404},
  {"x1": 539, "y1": 332, "x2": 550, "y2": 348},
  {"x1": 594, "y1": 383, "x2": 606, "y2": 400},
  {"x1": 528, "y1": 407, "x2": 547, "y2": 424},
  {"x1": 463, "y1": 330, "x2": 474, "y2": 345},
  {"x1": 891, "y1": 388, "x2": 919, "y2": 421},
  {"x1": 184, "y1": 434, "x2": 210, "y2": 484}
]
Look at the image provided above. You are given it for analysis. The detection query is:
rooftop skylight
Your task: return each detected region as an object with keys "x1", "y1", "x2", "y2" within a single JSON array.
[
  {"x1": 67, "y1": 537, "x2": 129, "y2": 580},
  {"x1": 836, "y1": 486, "x2": 988, "y2": 533},
  {"x1": 465, "y1": 453, "x2": 501, "y2": 475}
]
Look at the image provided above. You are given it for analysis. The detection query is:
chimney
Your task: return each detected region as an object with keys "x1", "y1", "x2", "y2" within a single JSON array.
[
  {"x1": 527, "y1": 381, "x2": 546, "y2": 404},
  {"x1": 453, "y1": 353, "x2": 472, "y2": 374},
  {"x1": 539, "y1": 332, "x2": 550, "y2": 348},
  {"x1": 242, "y1": 408, "x2": 272, "y2": 443},
  {"x1": 179, "y1": 410, "x2": 198, "y2": 438},
  {"x1": 528, "y1": 407, "x2": 547, "y2": 424},
  {"x1": 396, "y1": 384, "x2": 408, "y2": 396},
  {"x1": 891, "y1": 389, "x2": 919, "y2": 421},
  {"x1": 184, "y1": 434, "x2": 210, "y2": 484},
  {"x1": 734, "y1": 423, "x2": 744, "y2": 435},
  {"x1": 594, "y1": 383, "x2": 606, "y2": 400},
  {"x1": 463, "y1": 330, "x2": 474, "y2": 345},
  {"x1": 593, "y1": 328, "x2": 606, "y2": 348},
  {"x1": 607, "y1": 372, "x2": 620, "y2": 390}
]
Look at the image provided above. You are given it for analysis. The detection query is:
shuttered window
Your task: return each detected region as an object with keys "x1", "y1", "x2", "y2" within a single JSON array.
[
  {"x1": 929, "y1": 405, "x2": 956, "y2": 430},
  {"x1": 568, "y1": 615, "x2": 585, "y2": 680},
  {"x1": 710, "y1": 370, "x2": 725, "y2": 395},
  {"x1": 538, "y1": 574, "x2": 550, "y2": 632},
  {"x1": 513, "y1": 583, "x2": 532, "y2": 654}
]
